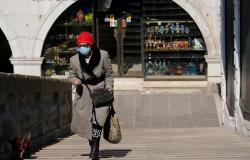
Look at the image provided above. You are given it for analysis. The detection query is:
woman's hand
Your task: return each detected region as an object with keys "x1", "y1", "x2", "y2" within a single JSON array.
[
  {"x1": 73, "y1": 79, "x2": 81, "y2": 86},
  {"x1": 107, "y1": 88, "x2": 113, "y2": 95}
]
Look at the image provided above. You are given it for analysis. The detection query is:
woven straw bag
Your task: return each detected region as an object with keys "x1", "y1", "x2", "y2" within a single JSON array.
[{"x1": 103, "y1": 105, "x2": 122, "y2": 144}]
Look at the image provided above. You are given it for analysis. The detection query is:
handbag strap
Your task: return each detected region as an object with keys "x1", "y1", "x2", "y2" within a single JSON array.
[
  {"x1": 80, "y1": 70, "x2": 95, "y2": 94},
  {"x1": 109, "y1": 104, "x2": 115, "y2": 115}
]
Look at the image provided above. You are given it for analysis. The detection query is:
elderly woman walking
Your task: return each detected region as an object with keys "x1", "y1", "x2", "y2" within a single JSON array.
[{"x1": 68, "y1": 31, "x2": 114, "y2": 160}]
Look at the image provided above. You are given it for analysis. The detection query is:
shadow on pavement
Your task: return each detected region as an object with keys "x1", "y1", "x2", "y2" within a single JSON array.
[{"x1": 81, "y1": 149, "x2": 132, "y2": 158}]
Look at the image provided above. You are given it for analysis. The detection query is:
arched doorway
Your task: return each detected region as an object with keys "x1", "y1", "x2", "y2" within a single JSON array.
[
  {"x1": 38, "y1": 0, "x2": 215, "y2": 80},
  {"x1": 98, "y1": 0, "x2": 207, "y2": 80},
  {"x1": 41, "y1": 0, "x2": 93, "y2": 77},
  {"x1": 0, "y1": 29, "x2": 13, "y2": 73}
]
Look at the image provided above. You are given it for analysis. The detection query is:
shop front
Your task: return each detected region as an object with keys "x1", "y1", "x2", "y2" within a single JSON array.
[{"x1": 41, "y1": 0, "x2": 214, "y2": 82}]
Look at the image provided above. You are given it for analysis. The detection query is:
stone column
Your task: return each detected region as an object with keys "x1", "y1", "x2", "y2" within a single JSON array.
[
  {"x1": 10, "y1": 58, "x2": 44, "y2": 76},
  {"x1": 205, "y1": 55, "x2": 221, "y2": 83}
]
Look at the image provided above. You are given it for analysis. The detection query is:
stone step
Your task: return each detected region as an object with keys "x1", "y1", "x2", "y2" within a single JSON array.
[{"x1": 25, "y1": 127, "x2": 250, "y2": 160}]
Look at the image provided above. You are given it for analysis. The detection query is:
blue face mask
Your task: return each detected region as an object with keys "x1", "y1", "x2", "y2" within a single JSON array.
[{"x1": 78, "y1": 46, "x2": 91, "y2": 55}]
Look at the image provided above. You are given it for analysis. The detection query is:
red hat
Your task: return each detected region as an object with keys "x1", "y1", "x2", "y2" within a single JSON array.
[{"x1": 77, "y1": 32, "x2": 94, "y2": 45}]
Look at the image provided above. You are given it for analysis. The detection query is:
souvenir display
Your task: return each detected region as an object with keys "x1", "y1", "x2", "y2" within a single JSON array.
[
  {"x1": 145, "y1": 22, "x2": 192, "y2": 36},
  {"x1": 144, "y1": 20, "x2": 206, "y2": 79},
  {"x1": 42, "y1": 3, "x2": 93, "y2": 77},
  {"x1": 145, "y1": 37, "x2": 198, "y2": 51},
  {"x1": 141, "y1": 0, "x2": 207, "y2": 80},
  {"x1": 75, "y1": 9, "x2": 85, "y2": 23}
]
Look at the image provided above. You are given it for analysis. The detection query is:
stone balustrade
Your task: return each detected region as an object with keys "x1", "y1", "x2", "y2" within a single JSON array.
[{"x1": 0, "y1": 73, "x2": 72, "y2": 159}]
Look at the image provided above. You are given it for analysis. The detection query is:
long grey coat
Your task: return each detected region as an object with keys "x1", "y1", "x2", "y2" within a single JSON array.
[{"x1": 68, "y1": 49, "x2": 114, "y2": 140}]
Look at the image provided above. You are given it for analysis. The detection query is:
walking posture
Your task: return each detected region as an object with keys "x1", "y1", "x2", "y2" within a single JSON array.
[{"x1": 68, "y1": 32, "x2": 114, "y2": 160}]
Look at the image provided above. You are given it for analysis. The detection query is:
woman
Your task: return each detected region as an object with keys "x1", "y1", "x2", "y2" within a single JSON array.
[{"x1": 68, "y1": 32, "x2": 114, "y2": 160}]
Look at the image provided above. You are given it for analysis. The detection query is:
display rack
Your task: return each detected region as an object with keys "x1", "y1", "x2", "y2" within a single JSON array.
[
  {"x1": 42, "y1": 1, "x2": 93, "y2": 77},
  {"x1": 142, "y1": 0, "x2": 207, "y2": 80}
]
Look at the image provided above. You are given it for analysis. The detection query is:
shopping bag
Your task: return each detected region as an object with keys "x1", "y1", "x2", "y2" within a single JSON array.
[{"x1": 103, "y1": 105, "x2": 122, "y2": 144}]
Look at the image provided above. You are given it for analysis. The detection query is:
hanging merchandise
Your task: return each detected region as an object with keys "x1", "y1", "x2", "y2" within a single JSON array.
[
  {"x1": 76, "y1": 9, "x2": 85, "y2": 23},
  {"x1": 84, "y1": 8, "x2": 93, "y2": 23},
  {"x1": 109, "y1": 14, "x2": 118, "y2": 27},
  {"x1": 126, "y1": 13, "x2": 131, "y2": 23},
  {"x1": 122, "y1": 19, "x2": 127, "y2": 28},
  {"x1": 122, "y1": 11, "x2": 127, "y2": 28},
  {"x1": 110, "y1": 20, "x2": 117, "y2": 27},
  {"x1": 104, "y1": 14, "x2": 110, "y2": 22}
]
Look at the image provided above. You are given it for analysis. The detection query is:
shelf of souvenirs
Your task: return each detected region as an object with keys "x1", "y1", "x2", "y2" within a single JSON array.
[
  {"x1": 145, "y1": 54, "x2": 205, "y2": 59},
  {"x1": 47, "y1": 33, "x2": 78, "y2": 41},
  {"x1": 44, "y1": 50, "x2": 77, "y2": 55},
  {"x1": 44, "y1": 46, "x2": 78, "y2": 55},
  {"x1": 144, "y1": 20, "x2": 194, "y2": 24},
  {"x1": 44, "y1": 58, "x2": 69, "y2": 67},
  {"x1": 144, "y1": 33, "x2": 202, "y2": 38},
  {"x1": 144, "y1": 59, "x2": 206, "y2": 77},
  {"x1": 144, "y1": 64, "x2": 206, "y2": 80},
  {"x1": 144, "y1": 22, "x2": 198, "y2": 36},
  {"x1": 43, "y1": 67, "x2": 70, "y2": 78},
  {"x1": 145, "y1": 48, "x2": 205, "y2": 52},
  {"x1": 145, "y1": 38, "x2": 205, "y2": 51}
]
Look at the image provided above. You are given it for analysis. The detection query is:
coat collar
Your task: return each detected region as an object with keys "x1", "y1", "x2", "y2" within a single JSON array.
[{"x1": 78, "y1": 47, "x2": 101, "y2": 76}]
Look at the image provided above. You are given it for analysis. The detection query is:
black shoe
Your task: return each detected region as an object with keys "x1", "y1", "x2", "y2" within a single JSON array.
[
  {"x1": 89, "y1": 140, "x2": 92, "y2": 158},
  {"x1": 91, "y1": 137, "x2": 100, "y2": 160}
]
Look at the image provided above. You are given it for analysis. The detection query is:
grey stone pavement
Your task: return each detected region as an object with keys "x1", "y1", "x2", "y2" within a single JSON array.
[{"x1": 113, "y1": 89, "x2": 219, "y2": 129}]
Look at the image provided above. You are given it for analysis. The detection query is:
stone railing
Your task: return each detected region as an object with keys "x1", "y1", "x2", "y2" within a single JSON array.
[{"x1": 0, "y1": 73, "x2": 72, "y2": 159}]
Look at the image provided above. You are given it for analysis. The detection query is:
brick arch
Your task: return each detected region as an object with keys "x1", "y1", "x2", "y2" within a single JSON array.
[
  {"x1": 172, "y1": 0, "x2": 217, "y2": 57},
  {"x1": 32, "y1": 0, "x2": 78, "y2": 58}
]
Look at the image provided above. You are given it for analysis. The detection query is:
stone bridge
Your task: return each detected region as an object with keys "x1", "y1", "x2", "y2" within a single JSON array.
[{"x1": 1, "y1": 73, "x2": 250, "y2": 159}]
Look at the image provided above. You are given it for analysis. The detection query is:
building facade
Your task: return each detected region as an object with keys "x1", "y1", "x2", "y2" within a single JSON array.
[
  {"x1": 223, "y1": 0, "x2": 250, "y2": 136},
  {"x1": 0, "y1": 0, "x2": 222, "y2": 84}
]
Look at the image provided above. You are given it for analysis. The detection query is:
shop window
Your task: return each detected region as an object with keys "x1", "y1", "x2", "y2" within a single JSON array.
[
  {"x1": 0, "y1": 29, "x2": 13, "y2": 73},
  {"x1": 42, "y1": 0, "x2": 93, "y2": 78},
  {"x1": 142, "y1": 0, "x2": 207, "y2": 80}
]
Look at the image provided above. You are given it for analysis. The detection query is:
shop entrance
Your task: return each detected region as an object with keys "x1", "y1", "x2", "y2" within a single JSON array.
[
  {"x1": 97, "y1": 0, "x2": 142, "y2": 77},
  {"x1": 41, "y1": 0, "x2": 93, "y2": 77},
  {"x1": 0, "y1": 29, "x2": 13, "y2": 73},
  {"x1": 98, "y1": 0, "x2": 208, "y2": 80},
  {"x1": 41, "y1": 0, "x2": 208, "y2": 80}
]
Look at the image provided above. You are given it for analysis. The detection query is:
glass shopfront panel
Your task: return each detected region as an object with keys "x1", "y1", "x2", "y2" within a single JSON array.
[{"x1": 142, "y1": 0, "x2": 207, "y2": 80}]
